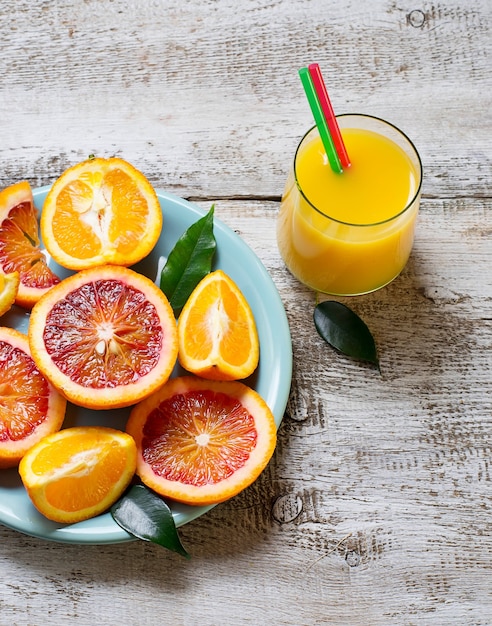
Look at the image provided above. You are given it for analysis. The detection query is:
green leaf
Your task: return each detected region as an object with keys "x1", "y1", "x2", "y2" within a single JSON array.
[
  {"x1": 313, "y1": 301, "x2": 379, "y2": 366},
  {"x1": 111, "y1": 485, "x2": 191, "y2": 558},
  {"x1": 160, "y1": 204, "x2": 216, "y2": 313}
]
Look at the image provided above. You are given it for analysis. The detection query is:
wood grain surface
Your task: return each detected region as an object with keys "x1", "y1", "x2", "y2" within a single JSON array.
[{"x1": 1, "y1": 1, "x2": 491, "y2": 624}]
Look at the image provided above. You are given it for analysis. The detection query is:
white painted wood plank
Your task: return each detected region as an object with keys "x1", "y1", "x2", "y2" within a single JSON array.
[{"x1": 0, "y1": 0, "x2": 490, "y2": 198}]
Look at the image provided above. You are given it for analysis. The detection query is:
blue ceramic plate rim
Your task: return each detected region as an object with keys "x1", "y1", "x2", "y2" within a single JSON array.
[{"x1": 0, "y1": 187, "x2": 292, "y2": 544}]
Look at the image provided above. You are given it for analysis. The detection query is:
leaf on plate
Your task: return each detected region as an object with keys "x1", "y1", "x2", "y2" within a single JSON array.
[
  {"x1": 313, "y1": 300, "x2": 379, "y2": 366},
  {"x1": 160, "y1": 204, "x2": 216, "y2": 314},
  {"x1": 111, "y1": 484, "x2": 191, "y2": 558}
]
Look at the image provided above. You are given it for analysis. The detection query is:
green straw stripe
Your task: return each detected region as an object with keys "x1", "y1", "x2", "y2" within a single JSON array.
[{"x1": 298, "y1": 67, "x2": 343, "y2": 174}]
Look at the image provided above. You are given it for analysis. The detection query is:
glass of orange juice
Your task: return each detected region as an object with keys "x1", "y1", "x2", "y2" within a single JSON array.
[{"x1": 277, "y1": 114, "x2": 423, "y2": 296}]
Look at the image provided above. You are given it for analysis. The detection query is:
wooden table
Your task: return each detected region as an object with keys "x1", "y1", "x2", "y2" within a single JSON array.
[{"x1": 1, "y1": 1, "x2": 490, "y2": 624}]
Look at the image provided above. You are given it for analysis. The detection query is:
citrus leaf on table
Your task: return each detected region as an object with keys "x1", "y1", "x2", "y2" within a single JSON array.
[
  {"x1": 314, "y1": 301, "x2": 379, "y2": 366},
  {"x1": 111, "y1": 484, "x2": 191, "y2": 558},
  {"x1": 160, "y1": 204, "x2": 216, "y2": 314}
]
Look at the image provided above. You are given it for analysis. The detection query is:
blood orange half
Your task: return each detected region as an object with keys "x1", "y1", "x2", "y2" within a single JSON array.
[
  {"x1": 0, "y1": 181, "x2": 60, "y2": 309},
  {"x1": 126, "y1": 376, "x2": 277, "y2": 506},
  {"x1": 0, "y1": 327, "x2": 66, "y2": 469},
  {"x1": 28, "y1": 265, "x2": 178, "y2": 410}
]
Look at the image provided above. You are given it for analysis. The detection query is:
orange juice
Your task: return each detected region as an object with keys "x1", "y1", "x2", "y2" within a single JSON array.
[{"x1": 277, "y1": 114, "x2": 422, "y2": 295}]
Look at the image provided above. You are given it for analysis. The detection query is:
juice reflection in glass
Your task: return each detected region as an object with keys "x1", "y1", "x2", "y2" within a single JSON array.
[{"x1": 277, "y1": 114, "x2": 423, "y2": 296}]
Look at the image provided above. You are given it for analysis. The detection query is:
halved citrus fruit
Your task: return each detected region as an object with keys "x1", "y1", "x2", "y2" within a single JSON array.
[
  {"x1": 0, "y1": 181, "x2": 60, "y2": 309},
  {"x1": 177, "y1": 270, "x2": 259, "y2": 381},
  {"x1": 126, "y1": 375, "x2": 277, "y2": 506},
  {"x1": 0, "y1": 327, "x2": 66, "y2": 469},
  {"x1": 28, "y1": 265, "x2": 178, "y2": 410},
  {"x1": 40, "y1": 157, "x2": 162, "y2": 271},
  {"x1": 0, "y1": 270, "x2": 20, "y2": 317},
  {"x1": 19, "y1": 426, "x2": 137, "y2": 523}
]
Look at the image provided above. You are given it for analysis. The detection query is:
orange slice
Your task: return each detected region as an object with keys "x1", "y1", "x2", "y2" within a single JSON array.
[
  {"x1": 19, "y1": 426, "x2": 137, "y2": 523},
  {"x1": 0, "y1": 270, "x2": 20, "y2": 317},
  {"x1": 40, "y1": 157, "x2": 162, "y2": 271},
  {"x1": 177, "y1": 270, "x2": 259, "y2": 381},
  {"x1": 0, "y1": 327, "x2": 66, "y2": 469},
  {"x1": 0, "y1": 181, "x2": 60, "y2": 309},
  {"x1": 126, "y1": 376, "x2": 277, "y2": 506},
  {"x1": 28, "y1": 265, "x2": 178, "y2": 410}
]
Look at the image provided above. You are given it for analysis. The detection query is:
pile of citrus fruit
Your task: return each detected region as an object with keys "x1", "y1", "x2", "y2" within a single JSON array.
[{"x1": 0, "y1": 157, "x2": 276, "y2": 525}]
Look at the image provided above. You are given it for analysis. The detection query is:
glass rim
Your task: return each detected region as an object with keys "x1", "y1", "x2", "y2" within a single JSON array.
[{"x1": 293, "y1": 113, "x2": 423, "y2": 228}]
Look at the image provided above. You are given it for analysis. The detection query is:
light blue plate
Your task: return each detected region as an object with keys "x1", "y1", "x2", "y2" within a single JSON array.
[{"x1": 0, "y1": 188, "x2": 292, "y2": 544}]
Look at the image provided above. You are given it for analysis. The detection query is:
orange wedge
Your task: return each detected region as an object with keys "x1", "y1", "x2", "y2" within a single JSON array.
[
  {"x1": 177, "y1": 270, "x2": 259, "y2": 381},
  {"x1": 19, "y1": 426, "x2": 137, "y2": 523},
  {"x1": 126, "y1": 376, "x2": 277, "y2": 506},
  {"x1": 40, "y1": 157, "x2": 162, "y2": 270},
  {"x1": 0, "y1": 270, "x2": 20, "y2": 317},
  {"x1": 0, "y1": 181, "x2": 60, "y2": 309}
]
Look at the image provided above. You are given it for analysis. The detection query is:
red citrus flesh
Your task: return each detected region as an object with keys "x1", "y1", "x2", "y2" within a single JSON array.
[
  {"x1": 44, "y1": 280, "x2": 164, "y2": 388},
  {"x1": 0, "y1": 327, "x2": 66, "y2": 468},
  {"x1": 144, "y1": 389, "x2": 257, "y2": 485}
]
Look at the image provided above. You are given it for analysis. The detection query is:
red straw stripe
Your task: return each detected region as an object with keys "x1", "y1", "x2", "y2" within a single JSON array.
[{"x1": 308, "y1": 64, "x2": 351, "y2": 168}]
